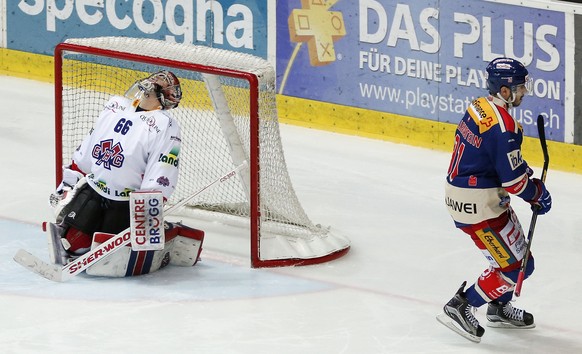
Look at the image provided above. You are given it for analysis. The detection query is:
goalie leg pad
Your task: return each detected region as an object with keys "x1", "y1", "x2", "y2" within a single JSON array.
[
  {"x1": 46, "y1": 222, "x2": 70, "y2": 265},
  {"x1": 165, "y1": 222, "x2": 205, "y2": 267},
  {"x1": 85, "y1": 222, "x2": 205, "y2": 277},
  {"x1": 64, "y1": 227, "x2": 92, "y2": 254},
  {"x1": 86, "y1": 232, "x2": 161, "y2": 277},
  {"x1": 46, "y1": 222, "x2": 94, "y2": 265}
]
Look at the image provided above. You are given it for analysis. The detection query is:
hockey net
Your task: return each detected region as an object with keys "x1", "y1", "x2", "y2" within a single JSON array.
[{"x1": 54, "y1": 37, "x2": 350, "y2": 268}]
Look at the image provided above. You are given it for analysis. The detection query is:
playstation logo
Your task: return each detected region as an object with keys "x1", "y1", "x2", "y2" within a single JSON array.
[{"x1": 288, "y1": 0, "x2": 346, "y2": 66}]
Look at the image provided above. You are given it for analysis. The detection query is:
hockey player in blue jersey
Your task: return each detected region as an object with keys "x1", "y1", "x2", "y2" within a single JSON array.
[{"x1": 436, "y1": 57, "x2": 552, "y2": 342}]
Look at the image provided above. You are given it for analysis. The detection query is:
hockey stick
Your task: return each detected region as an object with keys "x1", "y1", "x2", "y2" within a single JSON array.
[
  {"x1": 13, "y1": 161, "x2": 248, "y2": 282},
  {"x1": 514, "y1": 115, "x2": 549, "y2": 297}
]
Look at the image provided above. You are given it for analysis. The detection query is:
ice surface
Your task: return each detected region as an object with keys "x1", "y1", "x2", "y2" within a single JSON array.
[{"x1": 1, "y1": 76, "x2": 581, "y2": 353}]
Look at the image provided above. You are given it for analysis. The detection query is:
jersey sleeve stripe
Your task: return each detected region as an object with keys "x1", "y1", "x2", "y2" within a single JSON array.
[
  {"x1": 502, "y1": 173, "x2": 528, "y2": 194},
  {"x1": 484, "y1": 99, "x2": 506, "y2": 132}
]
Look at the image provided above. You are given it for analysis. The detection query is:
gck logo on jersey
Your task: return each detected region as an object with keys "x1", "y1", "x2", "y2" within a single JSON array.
[{"x1": 92, "y1": 139, "x2": 125, "y2": 169}]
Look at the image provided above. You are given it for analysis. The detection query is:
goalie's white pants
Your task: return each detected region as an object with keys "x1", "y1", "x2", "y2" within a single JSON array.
[{"x1": 86, "y1": 222, "x2": 204, "y2": 277}]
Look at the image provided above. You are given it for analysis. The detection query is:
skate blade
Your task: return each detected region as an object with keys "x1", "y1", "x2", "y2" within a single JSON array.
[
  {"x1": 486, "y1": 321, "x2": 536, "y2": 329},
  {"x1": 436, "y1": 313, "x2": 482, "y2": 343}
]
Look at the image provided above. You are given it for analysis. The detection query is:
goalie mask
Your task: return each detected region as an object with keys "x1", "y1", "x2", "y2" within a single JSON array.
[{"x1": 125, "y1": 70, "x2": 182, "y2": 110}]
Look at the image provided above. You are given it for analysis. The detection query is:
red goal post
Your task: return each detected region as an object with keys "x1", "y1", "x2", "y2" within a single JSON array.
[{"x1": 54, "y1": 37, "x2": 350, "y2": 268}]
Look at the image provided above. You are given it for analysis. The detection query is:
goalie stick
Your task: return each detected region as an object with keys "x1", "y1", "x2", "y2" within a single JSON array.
[
  {"x1": 13, "y1": 161, "x2": 248, "y2": 282},
  {"x1": 514, "y1": 115, "x2": 549, "y2": 297}
]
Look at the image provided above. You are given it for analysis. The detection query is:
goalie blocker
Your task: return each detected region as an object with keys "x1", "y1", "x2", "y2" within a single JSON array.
[{"x1": 130, "y1": 190, "x2": 165, "y2": 251}]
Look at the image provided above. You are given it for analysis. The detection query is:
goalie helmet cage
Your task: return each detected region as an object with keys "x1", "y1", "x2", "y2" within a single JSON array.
[{"x1": 54, "y1": 37, "x2": 350, "y2": 268}]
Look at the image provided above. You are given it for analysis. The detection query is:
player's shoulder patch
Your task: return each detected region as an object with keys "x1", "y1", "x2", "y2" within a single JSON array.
[
  {"x1": 468, "y1": 97, "x2": 519, "y2": 134},
  {"x1": 467, "y1": 97, "x2": 500, "y2": 134}
]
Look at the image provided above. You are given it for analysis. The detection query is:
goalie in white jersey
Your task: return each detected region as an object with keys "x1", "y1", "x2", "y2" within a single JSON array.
[{"x1": 48, "y1": 70, "x2": 204, "y2": 276}]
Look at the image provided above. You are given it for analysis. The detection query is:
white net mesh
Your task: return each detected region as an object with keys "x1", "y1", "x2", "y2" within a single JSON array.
[{"x1": 57, "y1": 37, "x2": 350, "y2": 266}]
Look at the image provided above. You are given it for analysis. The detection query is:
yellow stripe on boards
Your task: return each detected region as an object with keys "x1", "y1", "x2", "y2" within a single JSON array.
[
  {"x1": 278, "y1": 95, "x2": 582, "y2": 174},
  {"x1": 2, "y1": 48, "x2": 580, "y2": 174},
  {"x1": 0, "y1": 49, "x2": 54, "y2": 83}
]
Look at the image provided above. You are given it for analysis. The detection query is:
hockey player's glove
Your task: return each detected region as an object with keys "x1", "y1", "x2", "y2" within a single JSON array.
[
  {"x1": 529, "y1": 178, "x2": 552, "y2": 215},
  {"x1": 49, "y1": 166, "x2": 84, "y2": 208},
  {"x1": 57, "y1": 166, "x2": 84, "y2": 193}
]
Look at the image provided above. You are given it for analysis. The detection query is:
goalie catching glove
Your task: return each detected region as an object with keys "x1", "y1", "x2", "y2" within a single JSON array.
[{"x1": 49, "y1": 165, "x2": 85, "y2": 212}]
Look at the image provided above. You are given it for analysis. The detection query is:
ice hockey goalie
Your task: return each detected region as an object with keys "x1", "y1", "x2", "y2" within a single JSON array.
[{"x1": 46, "y1": 69, "x2": 205, "y2": 277}]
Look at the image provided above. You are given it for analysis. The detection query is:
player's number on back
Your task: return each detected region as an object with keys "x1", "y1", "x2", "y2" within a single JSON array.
[
  {"x1": 447, "y1": 134, "x2": 465, "y2": 182},
  {"x1": 114, "y1": 118, "x2": 132, "y2": 135}
]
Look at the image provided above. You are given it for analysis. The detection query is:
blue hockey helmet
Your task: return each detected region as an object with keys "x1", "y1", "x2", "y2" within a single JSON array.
[{"x1": 486, "y1": 57, "x2": 532, "y2": 95}]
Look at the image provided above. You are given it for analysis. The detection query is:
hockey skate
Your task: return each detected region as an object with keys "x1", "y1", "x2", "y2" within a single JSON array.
[
  {"x1": 486, "y1": 301, "x2": 535, "y2": 329},
  {"x1": 46, "y1": 222, "x2": 73, "y2": 265},
  {"x1": 436, "y1": 281, "x2": 485, "y2": 343}
]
